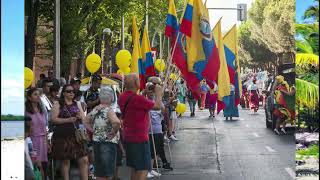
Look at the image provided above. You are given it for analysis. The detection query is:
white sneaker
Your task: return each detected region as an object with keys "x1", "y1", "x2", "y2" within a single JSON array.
[
  {"x1": 151, "y1": 170, "x2": 162, "y2": 176},
  {"x1": 147, "y1": 172, "x2": 155, "y2": 178},
  {"x1": 281, "y1": 128, "x2": 287, "y2": 134},
  {"x1": 169, "y1": 135, "x2": 179, "y2": 141},
  {"x1": 274, "y1": 128, "x2": 280, "y2": 135},
  {"x1": 164, "y1": 136, "x2": 170, "y2": 143}
]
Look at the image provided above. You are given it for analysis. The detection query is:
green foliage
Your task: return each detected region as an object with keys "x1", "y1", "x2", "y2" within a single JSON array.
[
  {"x1": 1, "y1": 115, "x2": 24, "y2": 121},
  {"x1": 296, "y1": 144, "x2": 319, "y2": 157},
  {"x1": 303, "y1": 0, "x2": 319, "y2": 22},
  {"x1": 296, "y1": 78, "x2": 319, "y2": 108},
  {"x1": 295, "y1": 23, "x2": 319, "y2": 55},
  {"x1": 35, "y1": 0, "x2": 186, "y2": 74},
  {"x1": 249, "y1": 0, "x2": 295, "y2": 58},
  {"x1": 238, "y1": 0, "x2": 295, "y2": 70},
  {"x1": 238, "y1": 21, "x2": 277, "y2": 69}
]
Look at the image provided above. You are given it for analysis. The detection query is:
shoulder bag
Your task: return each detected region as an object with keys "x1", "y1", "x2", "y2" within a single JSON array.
[{"x1": 65, "y1": 105, "x2": 88, "y2": 144}]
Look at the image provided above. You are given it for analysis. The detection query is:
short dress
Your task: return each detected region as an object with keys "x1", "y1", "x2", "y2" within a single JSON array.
[
  {"x1": 25, "y1": 112, "x2": 48, "y2": 163},
  {"x1": 51, "y1": 102, "x2": 87, "y2": 160}
]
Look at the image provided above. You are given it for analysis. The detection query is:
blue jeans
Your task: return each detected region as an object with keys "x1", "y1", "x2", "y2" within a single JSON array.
[{"x1": 188, "y1": 100, "x2": 196, "y2": 114}]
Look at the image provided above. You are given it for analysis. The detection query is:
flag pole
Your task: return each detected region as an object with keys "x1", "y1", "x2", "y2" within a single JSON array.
[{"x1": 163, "y1": 32, "x2": 181, "y2": 89}]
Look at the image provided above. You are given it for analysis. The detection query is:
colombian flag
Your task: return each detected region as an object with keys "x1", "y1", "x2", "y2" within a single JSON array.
[
  {"x1": 141, "y1": 26, "x2": 156, "y2": 77},
  {"x1": 165, "y1": 0, "x2": 201, "y2": 99},
  {"x1": 131, "y1": 16, "x2": 145, "y2": 90},
  {"x1": 213, "y1": 18, "x2": 231, "y2": 114},
  {"x1": 223, "y1": 25, "x2": 242, "y2": 107},
  {"x1": 179, "y1": 0, "x2": 220, "y2": 89}
]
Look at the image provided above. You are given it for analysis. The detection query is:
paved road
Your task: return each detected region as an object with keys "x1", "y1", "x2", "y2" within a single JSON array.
[{"x1": 68, "y1": 106, "x2": 295, "y2": 180}]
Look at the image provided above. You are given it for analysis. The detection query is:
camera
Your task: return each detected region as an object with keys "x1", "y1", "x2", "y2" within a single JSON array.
[{"x1": 146, "y1": 82, "x2": 156, "y2": 91}]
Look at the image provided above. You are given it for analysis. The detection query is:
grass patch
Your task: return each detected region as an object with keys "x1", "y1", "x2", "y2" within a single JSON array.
[{"x1": 297, "y1": 144, "x2": 319, "y2": 158}]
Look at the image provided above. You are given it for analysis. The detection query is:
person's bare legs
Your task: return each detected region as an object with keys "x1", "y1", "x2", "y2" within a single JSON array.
[
  {"x1": 61, "y1": 160, "x2": 70, "y2": 180},
  {"x1": 77, "y1": 156, "x2": 89, "y2": 180},
  {"x1": 135, "y1": 170, "x2": 148, "y2": 180},
  {"x1": 130, "y1": 168, "x2": 137, "y2": 180},
  {"x1": 114, "y1": 166, "x2": 120, "y2": 180},
  {"x1": 167, "y1": 119, "x2": 173, "y2": 137}
]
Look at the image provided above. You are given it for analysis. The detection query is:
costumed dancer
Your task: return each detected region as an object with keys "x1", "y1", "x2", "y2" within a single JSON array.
[
  {"x1": 205, "y1": 83, "x2": 218, "y2": 118},
  {"x1": 223, "y1": 84, "x2": 239, "y2": 120},
  {"x1": 248, "y1": 78, "x2": 260, "y2": 113},
  {"x1": 273, "y1": 75, "x2": 295, "y2": 135}
]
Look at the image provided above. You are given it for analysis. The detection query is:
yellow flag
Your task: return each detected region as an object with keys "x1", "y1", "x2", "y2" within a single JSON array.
[
  {"x1": 131, "y1": 16, "x2": 142, "y2": 73},
  {"x1": 213, "y1": 18, "x2": 230, "y2": 100},
  {"x1": 141, "y1": 26, "x2": 151, "y2": 62},
  {"x1": 223, "y1": 25, "x2": 242, "y2": 97}
]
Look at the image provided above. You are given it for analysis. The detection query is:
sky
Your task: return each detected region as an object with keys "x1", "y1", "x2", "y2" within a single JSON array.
[
  {"x1": 1, "y1": 0, "x2": 24, "y2": 115},
  {"x1": 205, "y1": 0, "x2": 255, "y2": 33},
  {"x1": 296, "y1": 0, "x2": 318, "y2": 23}
]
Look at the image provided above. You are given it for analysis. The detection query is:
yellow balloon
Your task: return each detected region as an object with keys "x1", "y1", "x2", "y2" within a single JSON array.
[
  {"x1": 155, "y1": 59, "x2": 166, "y2": 72},
  {"x1": 116, "y1": 50, "x2": 131, "y2": 70},
  {"x1": 86, "y1": 53, "x2": 101, "y2": 73},
  {"x1": 117, "y1": 69, "x2": 124, "y2": 75},
  {"x1": 123, "y1": 67, "x2": 131, "y2": 75},
  {"x1": 176, "y1": 103, "x2": 187, "y2": 114},
  {"x1": 24, "y1": 67, "x2": 34, "y2": 89},
  {"x1": 170, "y1": 73, "x2": 178, "y2": 81}
]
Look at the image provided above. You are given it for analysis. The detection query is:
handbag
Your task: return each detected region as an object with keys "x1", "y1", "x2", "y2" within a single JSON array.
[{"x1": 65, "y1": 106, "x2": 88, "y2": 144}]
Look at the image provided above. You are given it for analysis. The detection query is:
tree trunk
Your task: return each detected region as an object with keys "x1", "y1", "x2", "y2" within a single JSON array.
[
  {"x1": 95, "y1": 34, "x2": 102, "y2": 74},
  {"x1": 25, "y1": 0, "x2": 40, "y2": 69}
]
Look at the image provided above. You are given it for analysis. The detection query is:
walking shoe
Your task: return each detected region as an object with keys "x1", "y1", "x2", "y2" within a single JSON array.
[
  {"x1": 151, "y1": 170, "x2": 162, "y2": 176},
  {"x1": 274, "y1": 128, "x2": 280, "y2": 135},
  {"x1": 164, "y1": 136, "x2": 171, "y2": 143},
  {"x1": 147, "y1": 172, "x2": 155, "y2": 178},
  {"x1": 162, "y1": 163, "x2": 173, "y2": 171},
  {"x1": 281, "y1": 128, "x2": 287, "y2": 134},
  {"x1": 169, "y1": 135, "x2": 179, "y2": 141}
]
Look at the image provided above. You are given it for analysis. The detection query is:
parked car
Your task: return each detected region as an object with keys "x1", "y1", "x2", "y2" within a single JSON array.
[{"x1": 264, "y1": 63, "x2": 295, "y2": 130}]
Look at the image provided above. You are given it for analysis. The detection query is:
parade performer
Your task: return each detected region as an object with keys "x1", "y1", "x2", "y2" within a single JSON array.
[
  {"x1": 205, "y1": 83, "x2": 218, "y2": 118},
  {"x1": 223, "y1": 84, "x2": 239, "y2": 120},
  {"x1": 248, "y1": 79, "x2": 260, "y2": 113},
  {"x1": 241, "y1": 80, "x2": 249, "y2": 109},
  {"x1": 273, "y1": 75, "x2": 295, "y2": 135}
]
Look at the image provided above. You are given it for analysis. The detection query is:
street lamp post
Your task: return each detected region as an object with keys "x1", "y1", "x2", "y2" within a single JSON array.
[
  {"x1": 55, "y1": 0, "x2": 60, "y2": 80},
  {"x1": 103, "y1": 28, "x2": 112, "y2": 75}
]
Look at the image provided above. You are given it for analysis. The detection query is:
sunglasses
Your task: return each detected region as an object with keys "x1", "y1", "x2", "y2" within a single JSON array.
[{"x1": 65, "y1": 90, "x2": 75, "y2": 94}]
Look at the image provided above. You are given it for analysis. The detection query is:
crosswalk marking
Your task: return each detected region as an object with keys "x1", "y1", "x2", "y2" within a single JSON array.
[
  {"x1": 265, "y1": 146, "x2": 276, "y2": 152},
  {"x1": 252, "y1": 132, "x2": 260, "y2": 137}
]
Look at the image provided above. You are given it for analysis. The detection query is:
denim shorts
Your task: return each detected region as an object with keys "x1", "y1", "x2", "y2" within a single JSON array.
[
  {"x1": 93, "y1": 142, "x2": 117, "y2": 177},
  {"x1": 124, "y1": 142, "x2": 151, "y2": 171}
]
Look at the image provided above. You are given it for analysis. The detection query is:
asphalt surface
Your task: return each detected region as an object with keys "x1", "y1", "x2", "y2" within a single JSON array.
[{"x1": 67, "y1": 106, "x2": 296, "y2": 180}]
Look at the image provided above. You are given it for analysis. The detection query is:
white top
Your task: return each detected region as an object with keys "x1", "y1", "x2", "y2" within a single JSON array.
[{"x1": 247, "y1": 84, "x2": 258, "y2": 91}]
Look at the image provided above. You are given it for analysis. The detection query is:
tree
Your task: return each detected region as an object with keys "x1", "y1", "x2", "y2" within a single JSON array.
[
  {"x1": 295, "y1": 23, "x2": 319, "y2": 55},
  {"x1": 238, "y1": 20, "x2": 277, "y2": 72},
  {"x1": 303, "y1": 0, "x2": 319, "y2": 22},
  {"x1": 248, "y1": 0, "x2": 295, "y2": 64}
]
